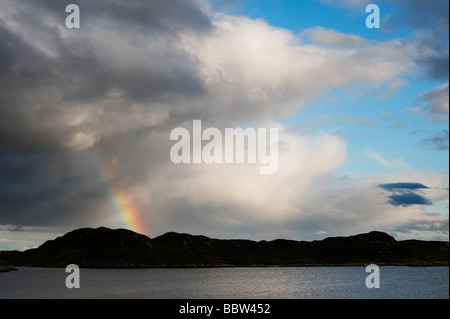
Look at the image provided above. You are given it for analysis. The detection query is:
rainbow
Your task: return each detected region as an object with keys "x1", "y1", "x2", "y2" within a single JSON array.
[{"x1": 82, "y1": 149, "x2": 147, "y2": 235}]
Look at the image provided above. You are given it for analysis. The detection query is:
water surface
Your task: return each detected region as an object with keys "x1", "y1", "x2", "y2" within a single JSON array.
[{"x1": 0, "y1": 266, "x2": 448, "y2": 299}]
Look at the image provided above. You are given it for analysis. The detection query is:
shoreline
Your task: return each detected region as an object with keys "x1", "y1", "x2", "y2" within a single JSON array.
[{"x1": 6, "y1": 262, "x2": 449, "y2": 270}]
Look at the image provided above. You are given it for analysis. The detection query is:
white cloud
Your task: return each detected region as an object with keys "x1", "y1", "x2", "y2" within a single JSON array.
[
  {"x1": 180, "y1": 16, "x2": 416, "y2": 125},
  {"x1": 137, "y1": 125, "x2": 347, "y2": 224}
]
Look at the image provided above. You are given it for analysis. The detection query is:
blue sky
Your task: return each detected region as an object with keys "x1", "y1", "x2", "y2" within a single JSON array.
[
  {"x1": 0, "y1": 0, "x2": 448, "y2": 250},
  {"x1": 284, "y1": 81, "x2": 449, "y2": 174},
  {"x1": 221, "y1": 0, "x2": 405, "y2": 37}
]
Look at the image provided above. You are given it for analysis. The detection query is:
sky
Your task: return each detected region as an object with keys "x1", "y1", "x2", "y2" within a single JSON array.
[{"x1": 0, "y1": 0, "x2": 448, "y2": 251}]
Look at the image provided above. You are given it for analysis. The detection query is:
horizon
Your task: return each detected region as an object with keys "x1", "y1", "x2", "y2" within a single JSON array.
[
  {"x1": 3, "y1": 226, "x2": 448, "y2": 253},
  {"x1": 0, "y1": 0, "x2": 448, "y2": 251}
]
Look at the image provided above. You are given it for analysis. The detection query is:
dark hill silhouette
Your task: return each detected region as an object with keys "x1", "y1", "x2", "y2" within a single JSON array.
[{"x1": 0, "y1": 227, "x2": 448, "y2": 268}]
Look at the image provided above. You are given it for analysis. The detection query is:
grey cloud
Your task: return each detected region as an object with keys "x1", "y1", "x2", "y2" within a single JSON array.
[
  {"x1": 394, "y1": 0, "x2": 449, "y2": 80},
  {"x1": 387, "y1": 192, "x2": 432, "y2": 207},
  {"x1": 301, "y1": 27, "x2": 366, "y2": 48},
  {"x1": 0, "y1": 150, "x2": 104, "y2": 226},
  {"x1": 393, "y1": 0, "x2": 449, "y2": 30},
  {"x1": 34, "y1": 0, "x2": 213, "y2": 33},
  {"x1": 378, "y1": 182, "x2": 433, "y2": 207},
  {"x1": 393, "y1": 213, "x2": 449, "y2": 233},
  {"x1": 419, "y1": 84, "x2": 449, "y2": 120},
  {"x1": 410, "y1": 83, "x2": 449, "y2": 122},
  {"x1": 420, "y1": 130, "x2": 449, "y2": 151},
  {"x1": 416, "y1": 53, "x2": 449, "y2": 81},
  {"x1": 412, "y1": 30, "x2": 449, "y2": 81},
  {"x1": 106, "y1": 0, "x2": 212, "y2": 32},
  {"x1": 386, "y1": 0, "x2": 449, "y2": 81},
  {"x1": 378, "y1": 182, "x2": 429, "y2": 190},
  {"x1": 208, "y1": 0, "x2": 245, "y2": 14},
  {"x1": 0, "y1": 0, "x2": 208, "y2": 152}
]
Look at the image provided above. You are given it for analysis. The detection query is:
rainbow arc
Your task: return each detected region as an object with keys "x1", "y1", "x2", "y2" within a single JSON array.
[{"x1": 83, "y1": 149, "x2": 147, "y2": 235}]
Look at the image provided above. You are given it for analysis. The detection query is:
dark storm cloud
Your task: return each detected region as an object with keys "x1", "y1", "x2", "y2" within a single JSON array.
[
  {"x1": 378, "y1": 182, "x2": 429, "y2": 191},
  {"x1": 0, "y1": 0, "x2": 212, "y2": 227},
  {"x1": 0, "y1": 0, "x2": 210, "y2": 152},
  {"x1": 0, "y1": 150, "x2": 105, "y2": 226},
  {"x1": 387, "y1": 192, "x2": 432, "y2": 207},
  {"x1": 33, "y1": 0, "x2": 213, "y2": 32},
  {"x1": 378, "y1": 182, "x2": 432, "y2": 207}
]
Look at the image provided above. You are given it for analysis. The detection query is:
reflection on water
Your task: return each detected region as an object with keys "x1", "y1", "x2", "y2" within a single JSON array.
[{"x1": 0, "y1": 266, "x2": 448, "y2": 299}]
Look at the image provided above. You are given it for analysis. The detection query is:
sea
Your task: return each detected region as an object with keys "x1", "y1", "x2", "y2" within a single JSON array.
[{"x1": 0, "y1": 266, "x2": 448, "y2": 299}]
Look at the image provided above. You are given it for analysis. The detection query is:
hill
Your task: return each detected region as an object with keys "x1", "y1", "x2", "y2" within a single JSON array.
[{"x1": 0, "y1": 227, "x2": 448, "y2": 268}]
